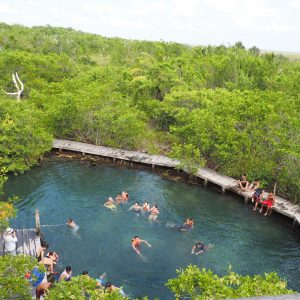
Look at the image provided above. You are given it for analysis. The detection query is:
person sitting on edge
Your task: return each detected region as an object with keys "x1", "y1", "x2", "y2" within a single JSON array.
[
  {"x1": 251, "y1": 188, "x2": 264, "y2": 204},
  {"x1": 249, "y1": 179, "x2": 260, "y2": 191},
  {"x1": 67, "y1": 218, "x2": 79, "y2": 230},
  {"x1": 104, "y1": 197, "x2": 116, "y2": 209},
  {"x1": 131, "y1": 236, "x2": 152, "y2": 255},
  {"x1": 142, "y1": 201, "x2": 151, "y2": 212},
  {"x1": 129, "y1": 202, "x2": 142, "y2": 212},
  {"x1": 253, "y1": 189, "x2": 268, "y2": 211},
  {"x1": 237, "y1": 174, "x2": 249, "y2": 191},
  {"x1": 181, "y1": 218, "x2": 194, "y2": 231},
  {"x1": 4, "y1": 227, "x2": 18, "y2": 256},
  {"x1": 148, "y1": 205, "x2": 159, "y2": 221},
  {"x1": 37, "y1": 243, "x2": 58, "y2": 275},
  {"x1": 191, "y1": 242, "x2": 208, "y2": 255},
  {"x1": 121, "y1": 191, "x2": 129, "y2": 202},
  {"x1": 260, "y1": 192, "x2": 275, "y2": 216},
  {"x1": 59, "y1": 266, "x2": 72, "y2": 281}
]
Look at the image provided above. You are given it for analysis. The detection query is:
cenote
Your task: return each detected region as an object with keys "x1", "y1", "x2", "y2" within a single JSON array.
[{"x1": 5, "y1": 159, "x2": 300, "y2": 299}]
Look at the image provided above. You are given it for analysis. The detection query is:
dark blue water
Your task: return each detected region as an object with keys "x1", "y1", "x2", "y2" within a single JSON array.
[{"x1": 5, "y1": 160, "x2": 300, "y2": 299}]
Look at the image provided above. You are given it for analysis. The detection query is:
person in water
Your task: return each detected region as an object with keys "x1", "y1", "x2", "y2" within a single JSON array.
[
  {"x1": 142, "y1": 201, "x2": 151, "y2": 212},
  {"x1": 129, "y1": 202, "x2": 142, "y2": 212},
  {"x1": 131, "y1": 236, "x2": 152, "y2": 255},
  {"x1": 122, "y1": 191, "x2": 129, "y2": 202},
  {"x1": 104, "y1": 282, "x2": 125, "y2": 296},
  {"x1": 148, "y1": 204, "x2": 159, "y2": 221},
  {"x1": 104, "y1": 197, "x2": 116, "y2": 209},
  {"x1": 191, "y1": 242, "x2": 208, "y2": 255},
  {"x1": 115, "y1": 193, "x2": 124, "y2": 204},
  {"x1": 59, "y1": 266, "x2": 72, "y2": 281},
  {"x1": 67, "y1": 218, "x2": 79, "y2": 230},
  {"x1": 181, "y1": 218, "x2": 194, "y2": 231}
]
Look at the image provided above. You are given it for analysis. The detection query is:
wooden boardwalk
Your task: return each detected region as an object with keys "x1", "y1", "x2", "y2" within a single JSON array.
[
  {"x1": 53, "y1": 139, "x2": 300, "y2": 227},
  {"x1": 0, "y1": 229, "x2": 41, "y2": 256}
]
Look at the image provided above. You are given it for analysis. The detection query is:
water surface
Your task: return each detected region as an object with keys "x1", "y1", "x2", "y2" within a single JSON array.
[{"x1": 5, "y1": 160, "x2": 300, "y2": 299}]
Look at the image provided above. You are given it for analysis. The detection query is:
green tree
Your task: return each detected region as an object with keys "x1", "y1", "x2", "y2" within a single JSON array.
[{"x1": 166, "y1": 265, "x2": 294, "y2": 300}]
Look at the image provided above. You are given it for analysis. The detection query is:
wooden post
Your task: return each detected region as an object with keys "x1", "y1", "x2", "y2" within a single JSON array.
[
  {"x1": 203, "y1": 178, "x2": 208, "y2": 188},
  {"x1": 35, "y1": 209, "x2": 40, "y2": 235},
  {"x1": 221, "y1": 186, "x2": 226, "y2": 195},
  {"x1": 113, "y1": 157, "x2": 116, "y2": 163},
  {"x1": 152, "y1": 164, "x2": 155, "y2": 169}
]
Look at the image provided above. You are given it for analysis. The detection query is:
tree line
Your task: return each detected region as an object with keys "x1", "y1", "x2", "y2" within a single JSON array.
[{"x1": 0, "y1": 22, "x2": 299, "y2": 202}]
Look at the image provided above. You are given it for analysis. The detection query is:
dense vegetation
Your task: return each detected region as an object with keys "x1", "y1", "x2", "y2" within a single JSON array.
[
  {"x1": 0, "y1": 255, "x2": 294, "y2": 299},
  {"x1": 0, "y1": 22, "x2": 299, "y2": 203}
]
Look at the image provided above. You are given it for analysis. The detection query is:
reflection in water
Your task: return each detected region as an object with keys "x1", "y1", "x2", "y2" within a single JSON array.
[{"x1": 5, "y1": 160, "x2": 300, "y2": 299}]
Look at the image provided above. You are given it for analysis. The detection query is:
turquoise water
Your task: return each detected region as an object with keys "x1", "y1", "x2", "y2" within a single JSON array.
[{"x1": 5, "y1": 160, "x2": 300, "y2": 299}]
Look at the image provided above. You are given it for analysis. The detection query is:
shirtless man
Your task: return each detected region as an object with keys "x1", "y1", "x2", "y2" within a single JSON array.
[
  {"x1": 131, "y1": 236, "x2": 151, "y2": 256},
  {"x1": 129, "y1": 202, "x2": 142, "y2": 212},
  {"x1": 67, "y1": 218, "x2": 79, "y2": 230}
]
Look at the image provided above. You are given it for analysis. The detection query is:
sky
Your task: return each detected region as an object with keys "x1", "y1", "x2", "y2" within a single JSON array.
[{"x1": 0, "y1": 0, "x2": 300, "y2": 52}]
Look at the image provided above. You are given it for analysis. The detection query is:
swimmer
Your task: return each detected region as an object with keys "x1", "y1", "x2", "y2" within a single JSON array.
[
  {"x1": 142, "y1": 201, "x2": 151, "y2": 212},
  {"x1": 167, "y1": 218, "x2": 194, "y2": 231},
  {"x1": 104, "y1": 197, "x2": 116, "y2": 210},
  {"x1": 148, "y1": 205, "x2": 159, "y2": 221},
  {"x1": 67, "y1": 218, "x2": 79, "y2": 230},
  {"x1": 181, "y1": 218, "x2": 194, "y2": 231},
  {"x1": 191, "y1": 242, "x2": 208, "y2": 255},
  {"x1": 131, "y1": 236, "x2": 152, "y2": 256},
  {"x1": 129, "y1": 202, "x2": 142, "y2": 212},
  {"x1": 115, "y1": 193, "x2": 123, "y2": 204},
  {"x1": 122, "y1": 191, "x2": 129, "y2": 202}
]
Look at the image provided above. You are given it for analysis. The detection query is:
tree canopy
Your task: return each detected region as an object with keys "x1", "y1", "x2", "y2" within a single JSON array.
[{"x1": 0, "y1": 23, "x2": 299, "y2": 201}]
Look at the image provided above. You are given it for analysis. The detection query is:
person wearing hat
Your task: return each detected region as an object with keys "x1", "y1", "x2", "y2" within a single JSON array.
[{"x1": 4, "y1": 227, "x2": 18, "y2": 255}]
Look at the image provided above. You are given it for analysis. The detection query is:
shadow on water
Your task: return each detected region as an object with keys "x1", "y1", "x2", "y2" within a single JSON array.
[{"x1": 5, "y1": 160, "x2": 300, "y2": 299}]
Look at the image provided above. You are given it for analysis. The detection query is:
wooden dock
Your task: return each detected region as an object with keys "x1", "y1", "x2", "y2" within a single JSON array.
[
  {"x1": 53, "y1": 139, "x2": 300, "y2": 227},
  {"x1": 0, "y1": 228, "x2": 41, "y2": 256}
]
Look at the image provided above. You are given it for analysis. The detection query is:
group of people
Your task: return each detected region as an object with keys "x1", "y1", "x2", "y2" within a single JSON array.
[
  {"x1": 238, "y1": 175, "x2": 276, "y2": 216},
  {"x1": 104, "y1": 191, "x2": 129, "y2": 210}
]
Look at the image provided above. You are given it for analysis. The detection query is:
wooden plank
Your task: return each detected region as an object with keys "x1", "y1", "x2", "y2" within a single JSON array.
[
  {"x1": 22, "y1": 229, "x2": 30, "y2": 256},
  {"x1": 28, "y1": 230, "x2": 37, "y2": 257},
  {"x1": 34, "y1": 232, "x2": 41, "y2": 255},
  {"x1": 16, "y1": 230, "x2": 24, "y2": 255}
]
